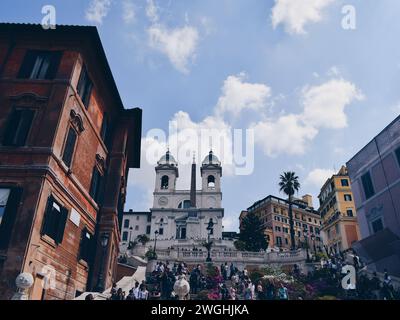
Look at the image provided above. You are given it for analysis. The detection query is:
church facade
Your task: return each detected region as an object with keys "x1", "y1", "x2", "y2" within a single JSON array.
[{"x1": 150, "y1": 150, "x2": 224, "y2": 249}]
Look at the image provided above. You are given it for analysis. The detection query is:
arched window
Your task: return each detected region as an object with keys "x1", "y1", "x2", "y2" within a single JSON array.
[
  {"x1": 207, "y1": 175, "x2": 215, "y2": 189},
  {"x1": 178, "y1": 200, "x2": 191, "y2": 209},
  {"x1": 161, "y1": 175, "x2": 169, "y2": 189}
]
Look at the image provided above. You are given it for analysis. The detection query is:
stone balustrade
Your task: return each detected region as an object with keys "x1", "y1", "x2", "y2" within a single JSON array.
[{"x1": 152, "y1": 248, "x2": 307, "y2": 266}]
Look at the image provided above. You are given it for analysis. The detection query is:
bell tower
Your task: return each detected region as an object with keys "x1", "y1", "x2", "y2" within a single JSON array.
[
  {"x1": 154, "y1": 150, "x2": 179, "y2": 193},
  {"x1": 201, "y1": 150, "x2": 222, "y2": 192}
]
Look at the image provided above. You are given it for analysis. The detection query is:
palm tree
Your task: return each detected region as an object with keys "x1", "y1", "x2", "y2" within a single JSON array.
[{"x1": 279, "y1": 172, "x2": 300, "y2": 251}]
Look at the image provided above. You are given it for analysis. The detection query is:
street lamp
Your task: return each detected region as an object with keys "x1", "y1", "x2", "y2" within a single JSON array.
[
  {"x1": 154, "y1": 230, "x2": 159, "y2": 255},
  {"x1": 206, "y1": 219, "x2": 214, "y2": 262},
  {"x1": 95, "y1": 232, "x2": 109, "y2": 292},
  {"x1": 303, "y1": 229, "x2": 310, "y2": 263},
  {"x1": 129, "y1": 226, "x2": 133, "y2": 243},
  {"x1": 154, "y1": 220, "x2": 163, "y2": 255},
  {"x1": 311, "y1": 234, "x2": 316, "y2": 255}
]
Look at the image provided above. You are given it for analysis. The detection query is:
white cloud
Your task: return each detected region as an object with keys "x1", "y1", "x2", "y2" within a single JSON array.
[
  {"x1": 144, "y1": 0, "x2": 200, "y2": 74},
  {"x1": 271, "y1": 0, "x2": 336, "y2": 34},
  {"x1": 222, "y1": 216, "x2": 239, "y2": 232},
  {"x1": 122, "y1": 0, "x2": 136, "y2": 24},
  {"x1": 215, "y1": 73, "x2": 272, "y2": 118},
  {"x1": 148, "y1": 24, "x2": 199, "y2": 74},
  {"x1": 301, "y1": 79, "x2": 364, "y2": 129},
  {"x1": 200, "y1": 16, "x2": 215, "y2": 35},
  {"x1": 252, "y1": 114, "x2": 318, "y2": 157},
  {"x1": 146, "y1": 0, "x2": 159, "y2": 23},
  {"x1": 85, "y1": 0, "x2": 112, "y2": 24},
  {"x1": 250, "y1": 74, "x2": 363, "y2": 157},
  {"x1": 304, "y1": 168, "x2": 335, "y2": 187}
]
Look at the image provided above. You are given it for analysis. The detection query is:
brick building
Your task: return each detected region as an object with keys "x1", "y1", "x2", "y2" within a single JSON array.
[
  {"x1": 0, "y1": 24, "x2": 142, "y2": 299},
  {"x1": 244, "y1": 195, "x2": 323, "y2": 252},
  {"x1": 318, "y1": 166, "x2": 360, "y2": 254}
]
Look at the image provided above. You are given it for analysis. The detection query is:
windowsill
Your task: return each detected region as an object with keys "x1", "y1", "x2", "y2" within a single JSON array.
[{"x1": 40, "y1": 234, "x2": 57, "y2": 248}]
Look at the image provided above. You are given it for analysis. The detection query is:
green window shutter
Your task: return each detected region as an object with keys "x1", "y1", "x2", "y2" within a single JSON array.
[
  {"x1": 2, "y1": 110, "x2": 22, "y2": 145},
  {"x1": 41, "y1": 196, "x2": 54, "y2": 237},
  {"x1": 55, "y1": 207, "x2": 68, "y2": 244},
  {"x1": 46, "y1": 51, "x2": 62, "y2": 79},
  {"x1": 17, "y1": 50, "x2": 37, "y2": 79},
  {"x1": 15, "y1": 110, "x2": 35, "y2": 146},
  {"x1": 62, "y1": 128, "x2": 77, "y2": 168}
]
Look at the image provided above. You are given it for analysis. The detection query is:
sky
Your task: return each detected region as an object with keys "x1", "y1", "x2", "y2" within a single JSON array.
[{"x1": 2, "y1": 0, "x2": 400, "y2": 232}]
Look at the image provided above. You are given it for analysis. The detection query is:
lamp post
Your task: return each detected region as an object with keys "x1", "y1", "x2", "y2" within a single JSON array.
[
  {"x1": 303, "y1": 229, "x2": 310, "y2": 263},
  {"x1": 206, "y1": 220, "x2": 214, "y2": 262},
  {"x1": 95, "y1": 232, "x2": 109, "y2": 292},
  {"x1": 154, "y1": 230, "x2": 159, "y2": 255},
  {"x1": 311, "y1": 234, "x2": 316, "y2": 255},
  {"x1": 129, "y1": 226, "x2": 133, "y2": 243}
]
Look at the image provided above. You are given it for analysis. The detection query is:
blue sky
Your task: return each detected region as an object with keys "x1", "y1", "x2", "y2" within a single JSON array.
[{"x1": 2, "y1": 0, "x2": 400, "y2": 231}]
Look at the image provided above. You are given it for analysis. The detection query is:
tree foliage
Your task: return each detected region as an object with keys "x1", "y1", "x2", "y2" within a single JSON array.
[
  {"x1": 279, "y1": 171, "x2": 300, "y2": 197},
  {"x1": 238, "y1": 214, "x2": 268, "y2": 252},
  {"x1": 136, "y1": 234, "x2": 150, "y2": 245}
]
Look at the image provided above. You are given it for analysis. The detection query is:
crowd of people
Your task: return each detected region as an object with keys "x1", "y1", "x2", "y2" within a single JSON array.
[
  {"x1": 100, "y1": 249, "x2": 399, "y2": 301},
  {"x1": 314, "y1": 250, "x2": 400, "y2": 300},
  {"x1": 107, "y1": 280, "x2": 150, "y2": 300}
]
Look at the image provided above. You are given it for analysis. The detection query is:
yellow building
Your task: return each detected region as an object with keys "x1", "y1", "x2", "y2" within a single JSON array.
[{"x1": 318, "y1": 166, "x2": 360, "y2": 254}]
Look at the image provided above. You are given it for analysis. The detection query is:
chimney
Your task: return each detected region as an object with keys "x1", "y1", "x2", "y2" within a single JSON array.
[
  {"x1": 190, "y1": 154, "x2": 196, "y2": 208},
  {"x1": 302, "y1": 194, "x2": 313, "y2": 208}
]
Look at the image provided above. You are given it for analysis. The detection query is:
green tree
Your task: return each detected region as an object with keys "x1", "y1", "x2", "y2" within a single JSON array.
[
  {"x1": 136, "y1": 234, "x2": 150, "y2": 246},
  {"x1": 279, "y1": 172, "x2": 301, "y2": 250},
  {"x1": 238, "y1": 214, "x2": 268, "y2": 252},
  {"x1": 233, "y1": 240, "x2": 247, "y2": 251}
]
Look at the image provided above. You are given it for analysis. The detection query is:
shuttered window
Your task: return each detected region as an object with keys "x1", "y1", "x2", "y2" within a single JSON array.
[
  {"x1": 89, "y1": 167, "x2": 103, "y2": 204},
  {"x1": 79, "y1": 228, "x2": 94, "y2": 263},
  {"x1": 62, "y1": 127, "x2": 77, "y2": 168},
  {"x1": 361, "y1": 172, "x2": 375, "y2": 200},
  {"x1": 3, "y1": 109, "x2": 35, "y2": 146},
  {"x1": 41, "y1": 196, "x2": 68, "y2": 244},
  {"x1": 18, "y1": 50, "x2": 62, "y2": 80},
  {"x1": 77, "y1": 65, "x2": 93, "y2": 109},
  {"x1": 0, "y1": 187, "x2": 23, "y2": 250}
]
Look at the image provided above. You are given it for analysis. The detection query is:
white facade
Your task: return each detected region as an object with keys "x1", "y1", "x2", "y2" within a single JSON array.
[
  {"x1": 120, "y1": 211, "x2": 151, "y2": 252},
  {"x1": 150, "y1": 151, "x2": 225, "y2": 249}
]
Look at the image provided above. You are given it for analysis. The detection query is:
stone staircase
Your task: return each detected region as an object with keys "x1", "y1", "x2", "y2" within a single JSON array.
[{"x1": 74, "y1": 266, "x2": 146, "y2": 300}]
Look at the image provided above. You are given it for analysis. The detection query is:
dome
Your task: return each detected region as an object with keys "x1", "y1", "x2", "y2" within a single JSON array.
[
  {"x1": 158, "y1": 150, "x2": 178, "y2": 166},
  {"x1": 202, "y1": 151, "x2": 221, "y2": 166}
]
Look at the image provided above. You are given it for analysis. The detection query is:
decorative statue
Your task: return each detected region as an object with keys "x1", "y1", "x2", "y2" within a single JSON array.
[
  {"x1": 173, "y1": 275, "x2": 190, "y2": 300},
  {"x1": 11, "y1": 272, "x2": 34, "y2": 300}
]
